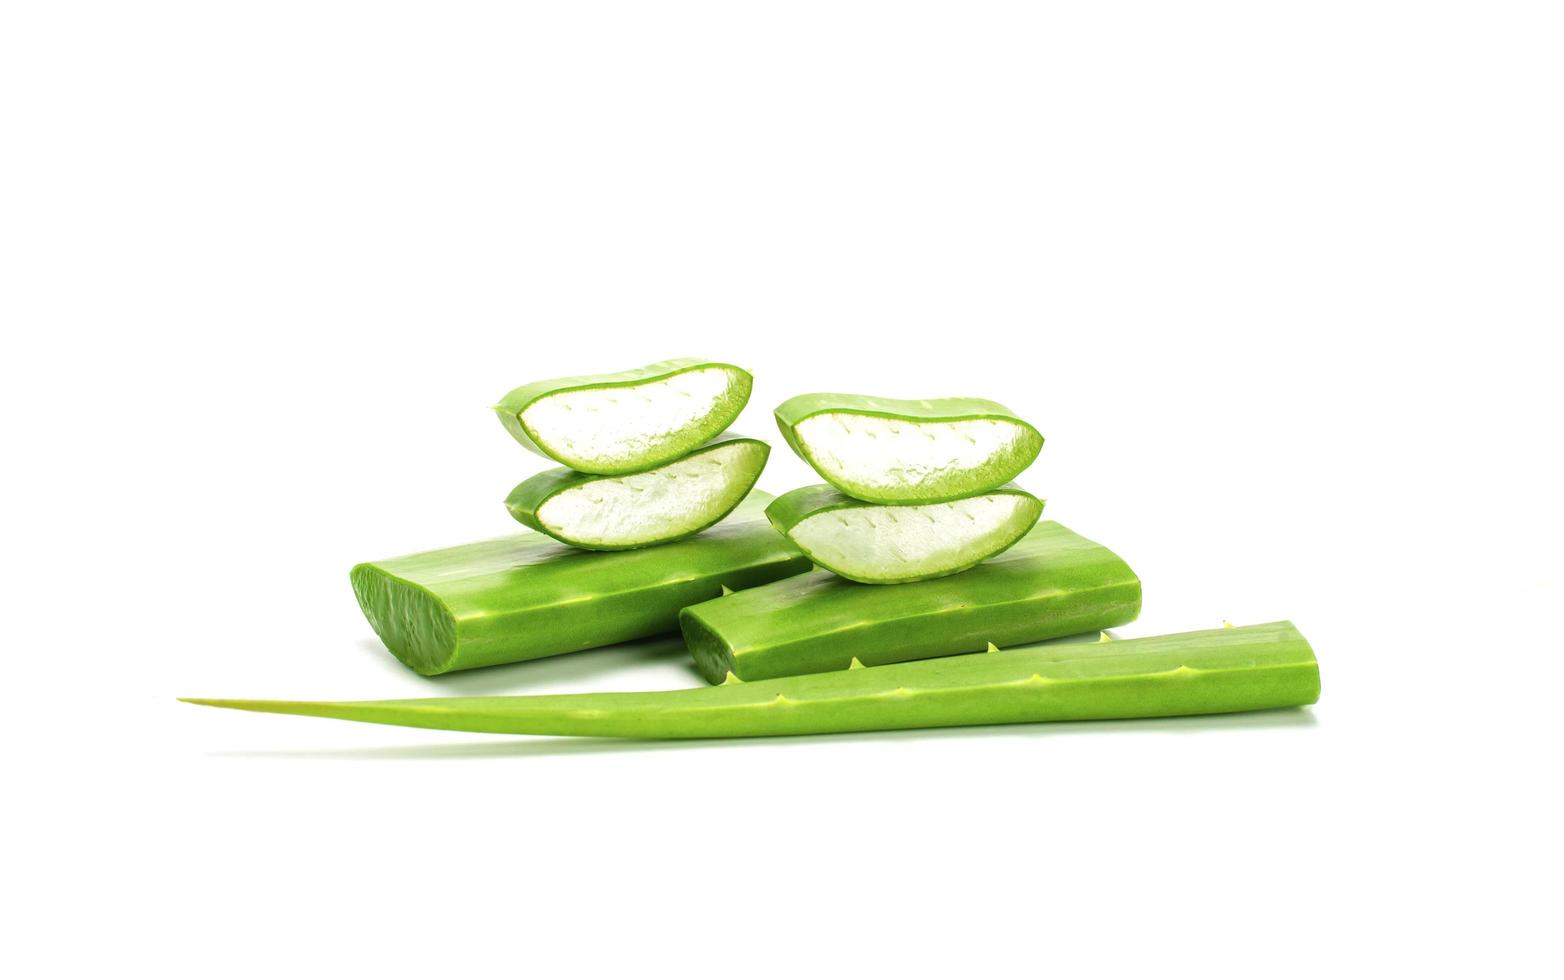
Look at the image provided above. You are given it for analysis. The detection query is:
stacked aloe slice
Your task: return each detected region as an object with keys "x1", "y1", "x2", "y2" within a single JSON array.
[
  {"x1": 767, "y1": 394, "x2": 1048, "y2": 583},
  {"x1": 496, "y1": 358, "x2": 771, "y2": 550}
]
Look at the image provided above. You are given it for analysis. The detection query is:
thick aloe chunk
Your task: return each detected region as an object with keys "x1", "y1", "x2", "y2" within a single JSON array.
[
  {"x1": 495, "y1": 358, "x2": 753, "y2": 474},
  {"x1": 505, "y1": 435, "x2": 769, "y2": 551},
  {"x1": 350, "y1": 492, "x2": 809, "y2": 675},
  {"x1": 183, "y1": 622, "x2": 1319, "y2": 738},
  {"x1": 773, "y1": 393, "x2": 1044, "y2": 504},
  {"x1": 765, "y1": 483, "x2": 1043, "y2": 584},
  {"x1": 680, "y1": 520, "x2": 1140, "y2": 683}
]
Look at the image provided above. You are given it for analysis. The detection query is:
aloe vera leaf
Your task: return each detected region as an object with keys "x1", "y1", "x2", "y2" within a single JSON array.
[
  {"x1": 350, "y1": 491, "x2": 810, "y2": 675},
  {"x1": 505, "y1": 434, "x2": 770, "y2": 551},
  {"x1": 182, "y1": 622, "x2": 1319, "y2": 738},
  {"x1": 680, "y1": 520, "x2": 1141, "y2": 683},
  {"x1": 494, "y1": 357, "x2": 752, "y2": 474},
  {"x1": 765, "y1": 483, "x2": 1044, "y2": 584},
  {"x1": 773, "y1": 393, "x2": 1044, "y2": 504}
]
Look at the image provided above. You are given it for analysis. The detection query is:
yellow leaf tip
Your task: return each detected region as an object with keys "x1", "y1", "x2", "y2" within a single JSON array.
[
  {"x1": 719, "y1": 584, "x2": 734, "y2": 596},
  {"x1": 1222, "y1": 620, "x2": 1234, "y2": 629},
  {"x1": 1098, "y1": 631, "x2": 1113, "y2": 643},
  {"x1": 721, "y1": 671, "x2": 742, "y2": 685},
  {"x1": 848, "y1": 657, "x2": 867, "y2": 670},
  {"x1": 985, "y1": 642, "x2": 1000, "y2": 653}
]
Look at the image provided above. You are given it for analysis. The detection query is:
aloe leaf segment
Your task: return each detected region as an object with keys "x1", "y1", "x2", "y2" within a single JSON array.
[
  {"x1": 350, "y1": 492, "x2": 810, "y2": 675},
  {"x1": 765, "y1": 483, "x2": 1043, "y2": 584},
  {"x1": 182, "y1": 622, "x2": 1319, "y2": 739},
  {"x1": 495, "y1": 358, "x2": 753, "y2": 474},
  {"x1": 773, "y1": 393, "x2": 1043, "y2": 504},
  {"x1": 679, "y1": 520, "x2": 1141, "y2": 683},
  {"x1": 506, "y1": 435, "x2": 769, "y2": 551}
]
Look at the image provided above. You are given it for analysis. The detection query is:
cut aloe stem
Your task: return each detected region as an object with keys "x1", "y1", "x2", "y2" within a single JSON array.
[
  {"x1": 680, "y1": 520, "x2": 1140, "y2": 683},
  {"x1": 773, "y1": 393, "x2": 1044, "y2": 504},
  {"x1": 495, "y1": 358, "x2": 753, "y2": 475},
  {"x1": 505, "y1": 434, "x2": 770, "y2": 551},
  {"x1": 182, "y1": 622, "x2": 1319, "y2": 739},
  {"x1": 765, "y1": 483, "x2": 1043, "y2": 584},
  {"x1": 350, "y1": 492, "x2": 809, "y2": 675}
]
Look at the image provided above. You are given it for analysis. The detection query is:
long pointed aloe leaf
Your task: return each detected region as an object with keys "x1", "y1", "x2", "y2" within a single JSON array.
[
  {"x1": 182, "y1": 622, "x2": 1319, "y2": 739},
  {"x1": 505, "y1": 434, "x2": 770, "y2": 550},
  {"x1": 680, "y1": 520, "x2": 1140, "y2": 683},
  {"x1": 495, "y1": 358, "x2": 752, "y2": 474},
  {"x1": 350, "y1": 491, "x2": 810, "y2": 675},
  {"x1": 765, "y1": 483, "x2": 1043, "y2": 583},
  {"x1": 773, "y1": 393, "x2": 1043, "y2": 504}
]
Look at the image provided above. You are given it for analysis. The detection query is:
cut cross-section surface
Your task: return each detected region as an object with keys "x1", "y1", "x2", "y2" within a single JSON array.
[
  {"x1": 506, "y1": 435, "x2": 770, "y2": 550},
  {"x1": 766, "y1": 484, "x2": 1043, "y2": 583},
  {"x1": 496, "y1": 358, "x2": 753, "y2": 474},
  {"x1": 774, "y1": 393, "x2": 1043, "y2": 503}
]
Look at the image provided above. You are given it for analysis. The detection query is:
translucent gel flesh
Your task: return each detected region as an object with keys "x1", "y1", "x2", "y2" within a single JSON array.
[{"x1": 536, "y1": 442, "x2": 760, "y2": 547}]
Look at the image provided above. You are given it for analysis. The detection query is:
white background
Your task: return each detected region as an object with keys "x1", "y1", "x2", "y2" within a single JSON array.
[{"x1": 3, "y1": 2, "x2": 1560, "y2": 976}]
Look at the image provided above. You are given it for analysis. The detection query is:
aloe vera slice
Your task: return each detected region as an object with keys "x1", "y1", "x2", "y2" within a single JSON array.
[
  {"x1": 494, "y1": 357, "x2": 752, "y2": 474},
  {"x1": 765, "y1": 483, "x2": 1043, "y2": 584},
  {"x1": 680, "y1": 520, "x2": 1140, "y2": 683},
  {"x1": 350, "y1": 491, "x2": 809, "y2": 675},
  {"x1": 505, "y1": 435, "x2": 769, "y2": 551},
  {"x1": 182, "y1": 622, "x2": 1319, "y2": 738},
  {"x1": 773, "y1": 393, "x2": 1044, "y2": 504}
]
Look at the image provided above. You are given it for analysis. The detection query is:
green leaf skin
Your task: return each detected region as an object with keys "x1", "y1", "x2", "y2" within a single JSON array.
[
  {"x1": 182, "y1": 622, "x2": 1319, "y2": 739},
  {"x1": 680, "y1": 520, "x2": 1141, "y2": 683},
  {"x1": 765, "y1": 483, "x2": 1044, "y2": 584},
  {"x1": 350, "y1": 492, "x2": 811, "y2": 675},
  {"x1": 773, "y1": 393, "x2": 1044, "y2": 504},
  {"x1": 505, "y1": 435, "x2": 770, "y2": 551},
  {"x1": 494, "y1": 358, "x2": 753, "y2": 474}
]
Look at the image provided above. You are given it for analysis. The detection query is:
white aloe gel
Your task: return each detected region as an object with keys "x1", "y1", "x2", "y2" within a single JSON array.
[
  {"x1": 520, "y1": 368, "x2": 739, "y2": 470},
  {"x1": 787, "y1": 494, "x2": 1038, "y2": 582},
  {"x1": 535, "y1": 442, "x2": 760, "y2": 549},
  {"x1": 793, "y1": 414, "x2": 1033, "y2": 500}
]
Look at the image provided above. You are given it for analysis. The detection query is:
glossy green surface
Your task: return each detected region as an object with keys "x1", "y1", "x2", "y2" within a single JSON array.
[
  {"x1": 182, "y1": 622, "x2": 1319, "y2": 739},
  {"x1": 350, "y1": 492, "x2": 810, "y2": 675},
  {"x1": 765, "y1": 483, "x2": 1043, "y2": 583},
  {"x1": 773, "y1": 392, "x2": 1044, "y2": 503},
  {"x1": 494, "y1": 357, "x2": 752, "y2": 474},
  {"x1": 680, "y1": 520, "x2": 1141, "y2": 683},
  {"x1": 505, "y1": 435, "x2": 769, "y2": 551}
]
